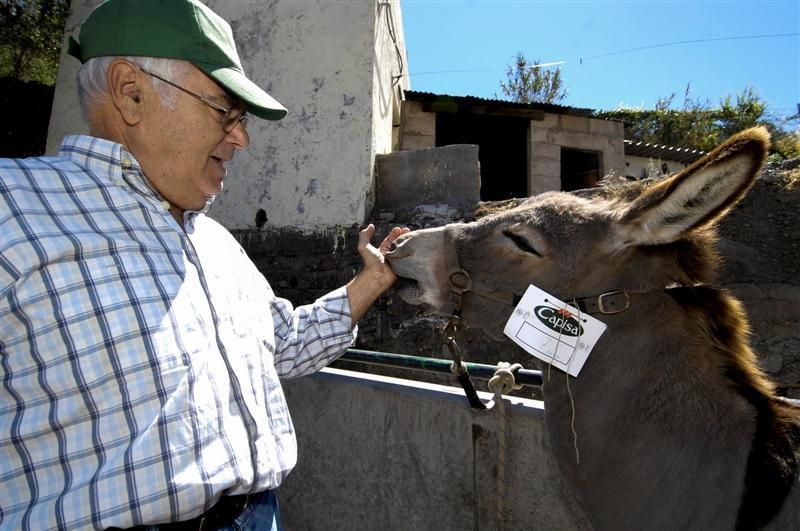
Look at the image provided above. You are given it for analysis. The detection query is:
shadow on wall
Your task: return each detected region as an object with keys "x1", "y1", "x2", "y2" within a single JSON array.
[{"x1": 0, "y1": 77, "x2": 55, "y2": 158}]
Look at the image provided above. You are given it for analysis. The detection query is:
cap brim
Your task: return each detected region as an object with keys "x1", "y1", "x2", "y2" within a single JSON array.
[{"x1": 201, "y1": 66, "x2": 288, "y2": 121}]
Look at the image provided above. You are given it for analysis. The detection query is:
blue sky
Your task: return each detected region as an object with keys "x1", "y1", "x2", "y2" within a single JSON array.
[{"x1": 399, "y1": 1, "x2": 799, "y2": 122}]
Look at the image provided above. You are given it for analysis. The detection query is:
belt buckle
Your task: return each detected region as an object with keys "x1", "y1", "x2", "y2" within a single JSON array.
[{"x1": 199, "y1": 494, "x2": 251, "y2": 530}]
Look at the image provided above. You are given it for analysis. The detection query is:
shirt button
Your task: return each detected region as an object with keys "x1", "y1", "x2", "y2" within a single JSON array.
[
  {"x1": 162, "y1": 200, "x2": 171, "y2": 211},
  {"x1": 121, "y1": 157, "x2": 132, "y2": 168}
]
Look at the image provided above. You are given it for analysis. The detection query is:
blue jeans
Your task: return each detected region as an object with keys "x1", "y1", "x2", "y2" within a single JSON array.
[{"x1": 219, "y1": 490, "x2": 282, "y2": 531}]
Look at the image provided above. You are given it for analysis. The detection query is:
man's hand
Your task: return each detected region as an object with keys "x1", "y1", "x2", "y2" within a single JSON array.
[
  {"x1": 347, "y1": 224, "x2": 410, "y2": 325},
  {"x1": 358, "y1": 224, "x2": 409, "y2": 286}
]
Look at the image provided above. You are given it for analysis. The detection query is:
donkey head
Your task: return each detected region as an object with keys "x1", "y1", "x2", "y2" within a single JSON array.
[{"x1": 387, "y1": 128, "x2": 770, "y2": 339}]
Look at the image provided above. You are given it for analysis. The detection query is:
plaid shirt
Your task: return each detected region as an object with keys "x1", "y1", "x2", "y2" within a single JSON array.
[{"x1": 0, "y1": 135, "x2": 356, "y2": 530}]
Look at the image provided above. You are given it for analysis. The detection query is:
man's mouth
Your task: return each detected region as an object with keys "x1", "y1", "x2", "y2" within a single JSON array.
[{"x1": 211, "y1": 156, "x2": 228, "y2": 176}]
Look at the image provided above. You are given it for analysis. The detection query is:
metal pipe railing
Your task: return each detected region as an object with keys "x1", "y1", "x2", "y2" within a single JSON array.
[{"x1": 341, "y1": 348, "x2": 543, "y2": 388}]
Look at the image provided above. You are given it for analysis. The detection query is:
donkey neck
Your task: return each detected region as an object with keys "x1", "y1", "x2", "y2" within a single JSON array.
[
  {"x1": 541, "y1": 286, "x2": 760, "y2": 421},
  {"x1": 539, "y1": 288, "x2": 758, "y2": 530}
]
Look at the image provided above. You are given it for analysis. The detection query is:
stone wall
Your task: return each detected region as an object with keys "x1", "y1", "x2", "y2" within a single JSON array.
[
  {"x1": 235, "y1": 159, "x2": 800, "y2": 398},
  {"x1": 374, "y1": 144, "x2": 480, "y2": 211}
]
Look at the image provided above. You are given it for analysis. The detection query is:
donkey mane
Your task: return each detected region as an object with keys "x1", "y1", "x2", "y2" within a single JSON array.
[
  {"x1": 667, "y1": 286, "x2": 774, "y2": 400},
  {"x1": 669, "y1": 285, "x2": 799, "y2": 528}
]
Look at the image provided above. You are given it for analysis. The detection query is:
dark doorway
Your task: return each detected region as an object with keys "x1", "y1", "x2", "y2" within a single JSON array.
[
  {"x1": 436, "y1": 113, "x2": 528, "y2": 201},
  {"x1": 561, "y1": 148, "x2": 600, "y2": 191}
]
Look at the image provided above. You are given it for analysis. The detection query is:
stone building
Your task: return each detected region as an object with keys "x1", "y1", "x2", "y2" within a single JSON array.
[{"x1": 397, "y1": 90, "x2": 625, "y2": 199}]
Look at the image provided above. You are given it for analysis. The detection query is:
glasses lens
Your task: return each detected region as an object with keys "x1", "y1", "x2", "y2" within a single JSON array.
[{"x1": 223, "y1": 108, "x2": 247, "y2": 132}]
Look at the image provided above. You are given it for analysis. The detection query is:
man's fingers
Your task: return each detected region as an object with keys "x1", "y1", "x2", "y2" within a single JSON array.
[
  {"x1": 358, "y1": 225, "x2": 410, "y2": 254},
  {"x1": 358, "y1": 224, "x2": 376, "y2": 250},
  {"x1": 379, "y1": 226, "x2": 409, "y2": 253}
]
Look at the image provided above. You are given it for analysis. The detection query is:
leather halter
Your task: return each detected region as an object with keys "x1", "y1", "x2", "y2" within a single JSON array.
[
  {"x1": 442, "y1": 225, "x2": 632, "y2": 319},
  {"x1": 439, "y1": 224, "x2": 634, "y2": 409}
]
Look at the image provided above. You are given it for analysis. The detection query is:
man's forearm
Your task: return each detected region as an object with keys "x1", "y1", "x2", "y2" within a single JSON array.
[{"x1": 345, "y1": 269, "x2": 395, "y2": 325}]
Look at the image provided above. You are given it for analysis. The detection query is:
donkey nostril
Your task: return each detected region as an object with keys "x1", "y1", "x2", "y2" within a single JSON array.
[{"x1": 388, "y1": 242, "x2": 398, "y2": 252}]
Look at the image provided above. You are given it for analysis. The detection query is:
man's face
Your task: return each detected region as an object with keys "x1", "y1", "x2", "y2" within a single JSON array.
[{"x1": 137, "y1": 65, "x2": 250, "y2": 213}]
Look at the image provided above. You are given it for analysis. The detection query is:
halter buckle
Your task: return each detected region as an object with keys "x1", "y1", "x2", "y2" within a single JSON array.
[
  {"x1": 597, "y1": 290, "x2": 630, "y2": 314},
  {"x1": 449, "y1": 269, "x2": 472, "y2": 294}
]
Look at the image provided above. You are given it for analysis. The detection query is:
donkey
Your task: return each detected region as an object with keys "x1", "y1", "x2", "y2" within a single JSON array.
[{"x1": 386, "y1": 127, "x2": 799, "y2": 530}]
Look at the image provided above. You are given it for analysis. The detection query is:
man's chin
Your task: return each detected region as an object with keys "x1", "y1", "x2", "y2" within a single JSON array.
[{"x1": 202, "y1": 195, "x2": 217, "y2": 210}]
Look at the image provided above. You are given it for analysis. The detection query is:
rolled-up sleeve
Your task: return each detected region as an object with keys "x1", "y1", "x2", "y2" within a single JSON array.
[{"x1": 270, "y1": 286, "x2": 357, "y2": 379}]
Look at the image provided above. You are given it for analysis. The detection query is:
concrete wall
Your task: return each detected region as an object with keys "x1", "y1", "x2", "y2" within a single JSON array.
[
  {"x1": 280, "y1": 368, "x2": 592, "y2": 530},
  {"x1": 529, "y1": 115, "x2": 625, "y2": 195},
  {"x1": 375, "y1": 144, "x2": 480, "y2": 211},
  {"x1": 48, "y1": 0, "x2": 408, "y2": 230}
]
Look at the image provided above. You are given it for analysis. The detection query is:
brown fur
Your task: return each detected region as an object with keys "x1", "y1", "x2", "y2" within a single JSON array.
[{"x1": 667, "y1": 286, "x2": 800, "y2": 529}]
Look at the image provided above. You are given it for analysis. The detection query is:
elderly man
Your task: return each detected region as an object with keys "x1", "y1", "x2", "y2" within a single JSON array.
[{"x1": 0, "y1": 0, "x2": 407, "y2": 529}]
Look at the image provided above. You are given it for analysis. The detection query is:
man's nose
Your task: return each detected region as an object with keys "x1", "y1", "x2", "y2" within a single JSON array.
[{"x1": 227, "y1": 121, "x2": 250, "y2": 149}]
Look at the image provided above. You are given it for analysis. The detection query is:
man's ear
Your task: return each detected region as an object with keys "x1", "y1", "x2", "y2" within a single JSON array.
[{"x1": 107, "y1": 60, "x2": 145, "y2": 125}]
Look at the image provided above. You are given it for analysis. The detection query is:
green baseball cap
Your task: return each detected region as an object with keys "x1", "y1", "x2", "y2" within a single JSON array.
[{"x1": 67, "y1": 0, "x2": 288, "y2": 120}]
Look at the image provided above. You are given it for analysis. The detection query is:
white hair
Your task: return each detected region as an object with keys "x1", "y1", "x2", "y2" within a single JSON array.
[{"x1": 76, "y1": 56, "x2": 192, "y2": 119}]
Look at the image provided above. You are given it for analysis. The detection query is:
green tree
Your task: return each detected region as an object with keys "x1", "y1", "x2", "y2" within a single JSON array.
[
  {"x1": 0, "y1": 0, "x2": 70, "y2": 85},
  {"x1": 717, "y1": 87, "x2": 767, "y2": 138},
  {"x1": 497, "y1": 52, "x2": 567, "y2": 105},
  {"x1": 596, "y1": 85, "x2": 799, "y2": 159}
]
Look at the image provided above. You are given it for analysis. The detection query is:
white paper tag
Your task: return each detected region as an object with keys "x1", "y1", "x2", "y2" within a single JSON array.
[{"x1": 504, "y1": 285, "x2": 607, "y2": 377}]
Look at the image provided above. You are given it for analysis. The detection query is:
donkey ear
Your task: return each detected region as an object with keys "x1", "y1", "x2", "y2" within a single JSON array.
[{"x1": 617, "y1": 127, "x2": 770, "y2": 247}]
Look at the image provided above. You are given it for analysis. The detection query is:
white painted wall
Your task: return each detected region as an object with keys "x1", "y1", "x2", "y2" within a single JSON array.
[
  {"x1": 368, "y1": 0, "x2": 407, "y2": 215},
  {"x1": 48, "y1": 0, "x2": 408, "y2": 230},
  {"x1": 624, "y1": 155, "x2": 688, "y2": 180}
]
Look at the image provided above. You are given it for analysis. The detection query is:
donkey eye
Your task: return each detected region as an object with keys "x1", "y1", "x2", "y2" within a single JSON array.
[{"x1": 502, "y1": 230, "x2": 541, "y2": 256}]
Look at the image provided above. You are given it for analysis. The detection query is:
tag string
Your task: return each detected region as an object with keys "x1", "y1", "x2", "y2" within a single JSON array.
[{"x1": 545, "y1": 300, "x2": 582, "y2": 465}]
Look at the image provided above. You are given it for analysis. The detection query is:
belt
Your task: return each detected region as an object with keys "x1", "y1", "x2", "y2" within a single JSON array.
[{"x1": 114, "y1": 493, "x2": 253, "y2": 531}]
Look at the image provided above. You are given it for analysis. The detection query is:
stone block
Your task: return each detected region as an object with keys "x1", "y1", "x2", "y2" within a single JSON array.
[
  {"x1": 555, "y1": 131, "x2": 592, "y2": 150},
  {"x1": 403, "y1": 114, "x2": 435, "y2": 137},
  {"x1": 589, "y1": 117, "x2": 624, "y2": 137},
  {"x1": 531, "y1": 158, "x2": 561, "y2": 178},
  {"x1": 401, "y1": 134, "x2": 435, "y2": 151},
  {"x1": 375, "y1": 144, "x2": 480, "y2": 209},
  {"x1": 530, "y1": 126, "x2": 553, "y2": 144},
  {"x1": 540, "y1": 112, "x2": 559, "y2": 127},
  {"x1": 529, "y1": 173, "x2": 561, "y2": 195},
  {"x1": 530, "y1": 141, "x2": 560, "y2": 160},
  {"x1": 559, "y1": 114, "x2": 590, "y2": 133}
]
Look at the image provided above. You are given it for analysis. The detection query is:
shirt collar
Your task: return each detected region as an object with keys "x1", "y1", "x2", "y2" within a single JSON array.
[{"x1": 59, "y1": 134, "x2": 209, "y2": 223}]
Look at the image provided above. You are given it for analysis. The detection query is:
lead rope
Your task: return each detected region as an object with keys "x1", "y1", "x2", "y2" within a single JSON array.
[
  {"x1": 440, "y1": 316, "x2": 487, "y2": 410},
  {"x1": 488, "y1": 362, "x2": 523, "y2": 531}
]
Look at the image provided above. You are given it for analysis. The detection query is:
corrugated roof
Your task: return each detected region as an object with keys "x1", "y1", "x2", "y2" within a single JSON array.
[
  {"x1": 623, "y1": 139, "x2": 706, "y2": 164},
  {"x1": 404, "y1": 90, "x2": 704, "y2": 162},
  {"x1": 403, "y1": 90, "x2": 597, "y2": 117}
]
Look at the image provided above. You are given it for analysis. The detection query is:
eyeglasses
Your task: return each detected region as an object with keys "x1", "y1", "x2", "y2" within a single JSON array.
[{"x1": 140, "y1": 68, "x2": 248, "y2": 133}]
